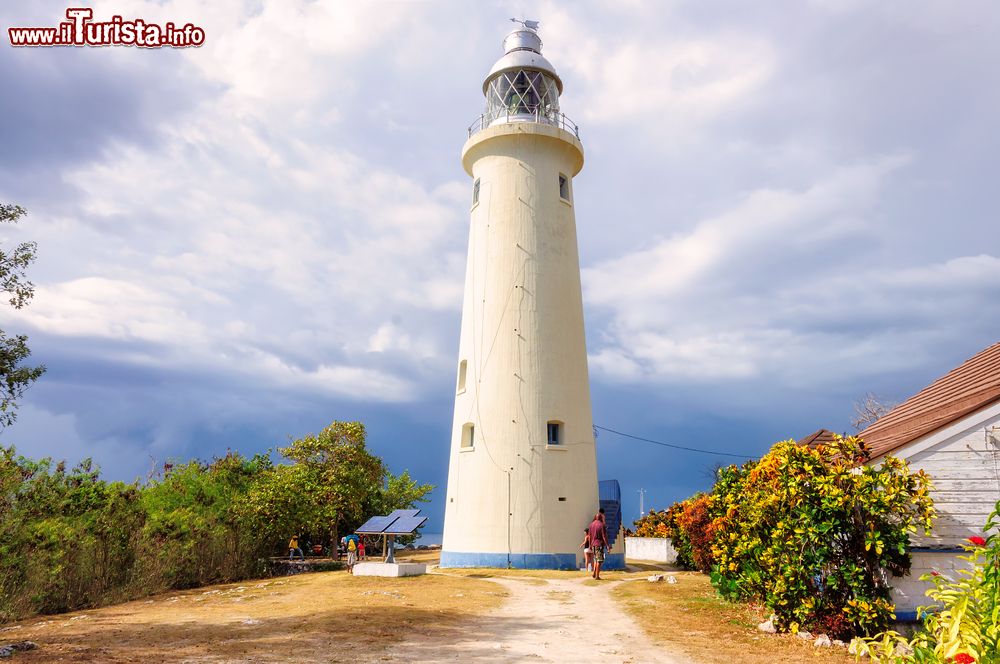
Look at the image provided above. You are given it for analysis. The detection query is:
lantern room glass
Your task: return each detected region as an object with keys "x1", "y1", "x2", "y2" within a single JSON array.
[{"x1": 485, "y1": 69, "x2": 561, "y2": 125}]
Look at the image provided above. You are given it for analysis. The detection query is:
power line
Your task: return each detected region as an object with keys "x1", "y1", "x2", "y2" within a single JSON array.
[{"x1": 594, "y1": 424, "x2": 752, "y2": 459}]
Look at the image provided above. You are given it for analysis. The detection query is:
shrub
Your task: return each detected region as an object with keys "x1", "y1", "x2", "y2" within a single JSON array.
[
  {"x1": 678, "y1": 494, "x2": 716, "y2": 573},
  {"x1": 709, "y1": 435, "x2": 935, "y2": 637},
  {"x1": 852, "y1": 502, "x2": 1000, "y2": 663},
  {"x1": 0, "y1": 421, "x2": 434, "y2": 621}
]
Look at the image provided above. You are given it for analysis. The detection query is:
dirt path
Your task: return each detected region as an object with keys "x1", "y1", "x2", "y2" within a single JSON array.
[
  {"x1": 395, "y1": 574, "x2": 692, "y2": 663},
  {"x1": 1, "y1": 566, "x2": 690, "y2": 663}
]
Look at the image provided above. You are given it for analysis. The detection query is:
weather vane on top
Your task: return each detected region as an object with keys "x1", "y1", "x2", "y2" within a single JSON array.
[{"x1": 509, "y1": 18, "x2": 540, "y2": 30}]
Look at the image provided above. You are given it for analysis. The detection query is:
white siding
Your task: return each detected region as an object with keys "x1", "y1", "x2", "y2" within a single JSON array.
[
  {"x1": 898, "y1": 407, "x2": 1000, "y2": 549},
  {"x1": 880, "y1": 402, "x2": 1000, "y2": 613},
  {"x1": 891, "y1": 551, "x2": 974, "y2": 617}
]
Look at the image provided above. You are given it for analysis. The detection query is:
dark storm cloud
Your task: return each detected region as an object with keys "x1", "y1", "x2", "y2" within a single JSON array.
[{"x1": 0, "y1": 49, "x2": 208, "y2": 166}]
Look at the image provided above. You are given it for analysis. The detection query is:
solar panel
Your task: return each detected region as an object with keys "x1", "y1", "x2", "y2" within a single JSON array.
[
  {"x1": 356, "y1": 515, "x2": 399, "y2": 534},
  {"x1": 382, "y1": 515, "x2": 427, "y2": 535},
  {"x1": 387, "y1": 509, "x2": 421, "y2": 520}
]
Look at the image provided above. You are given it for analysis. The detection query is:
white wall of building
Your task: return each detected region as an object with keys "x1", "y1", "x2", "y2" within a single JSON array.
[
  {"x1": 625, "y1": 537, "x2": 678, "y2": 564},
  {"x1": 883, "y1": 401, "x2": 1000, "y2": 614}
]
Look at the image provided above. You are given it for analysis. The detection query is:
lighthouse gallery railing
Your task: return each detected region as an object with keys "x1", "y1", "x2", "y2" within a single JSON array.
[{"x1": 467, "y1": 109, "x2": 581, "y2": 140}]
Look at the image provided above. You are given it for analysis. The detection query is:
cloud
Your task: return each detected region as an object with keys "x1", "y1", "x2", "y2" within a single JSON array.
[
  {"x1": 8, "y1": 403, "x2": 152, "y2": 482},
  {"x1": 583, "y1": 155, "x2": 1000, "y2": 388},
  {"x1": 1, "y1": 0, "x2": 999, "y2": 520},
  {"x1": 0, "y1": 1, "x2": 480, "y2": 406},
  {"x1": 540, "y1": 3, "x2": 775, "y2": 136}
]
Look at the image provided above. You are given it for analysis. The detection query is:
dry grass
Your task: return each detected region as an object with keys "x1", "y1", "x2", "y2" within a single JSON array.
[
  {"x1": 614, "y1": 572, "x2": 856, "y2": 664},
  {"x1": 3, "y1": 571, "x2": 505, "y2": 662},
  {"x1": 440, "y1": 564, "x2": 665, "y2": 582},
  {"x1": 392, "y1": 548, "x2": 441, "y2": 564}
]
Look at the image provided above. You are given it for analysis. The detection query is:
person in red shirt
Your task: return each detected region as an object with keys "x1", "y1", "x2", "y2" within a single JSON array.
[{"x1": 587, "y1": 513, "x2": 609, "y2": 579}]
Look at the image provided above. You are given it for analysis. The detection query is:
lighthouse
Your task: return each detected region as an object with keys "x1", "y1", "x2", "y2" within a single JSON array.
[{"x1": 440, "y1": 21, "x2": 621, "y2": 570}]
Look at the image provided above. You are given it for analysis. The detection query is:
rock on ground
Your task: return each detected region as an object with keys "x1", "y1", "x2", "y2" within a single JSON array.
[{"x1": 757, "y1": 619, "x2": 776, "y2": 634}]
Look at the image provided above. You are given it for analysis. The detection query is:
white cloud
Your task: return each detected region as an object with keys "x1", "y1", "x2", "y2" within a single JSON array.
[
  {"x1": 1, "y1": 1, "x2": 474, "y2": 404},
  {"x1": 539, "y1": 3, "x2": 775, "y2": 137},
  {"x1": 583, "y1": 155, "x2": 1000, "y2": 386}
]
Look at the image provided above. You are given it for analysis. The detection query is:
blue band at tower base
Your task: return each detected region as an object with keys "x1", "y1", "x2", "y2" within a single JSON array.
[
  {"x1": 440, "y1": 551, "x2": 578, "y2": 570},
  {"x1": 440, "y1": 550, "x2": 627, "y2": 571}
]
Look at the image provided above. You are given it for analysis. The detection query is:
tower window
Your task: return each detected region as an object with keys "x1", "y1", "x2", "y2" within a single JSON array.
[
  {"x1": 461, "y1": 423, "x2": 475, "y2": 448},
  {"x1": 547, "y1": 421, "x2": 562, "y2": 445},
  {"x1": 472, "y1": 179, "x2": 481, "y2": 206},
  {"x1": 558, "y1": 174, "x2": 570, "y2": 201},
  {"x1": 457, "y1": 360, "x2": 468, "y2": 393}
]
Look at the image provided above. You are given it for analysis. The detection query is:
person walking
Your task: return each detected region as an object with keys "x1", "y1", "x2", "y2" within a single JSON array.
[
  {"x1": 288, "y1": 534, "x2": 304, "y2": 561},
  {"x1": 358, "y1": 537, "x2": 366, "y2": 560},
  {"x1": 587, "y1": 513, "x2": 608, "y2": 580},
  {"x1": 581, "y1": 528, "x2": 592, "y2": 572},
  {"x1": 345, "y1": 533, "x2": 359, "y2": 573}
]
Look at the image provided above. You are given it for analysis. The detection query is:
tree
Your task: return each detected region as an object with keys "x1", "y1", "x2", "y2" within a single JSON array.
[
  {"x1": 278, "y1": 421, "x2": 386, "y2": 548},
  {"x1": 850, "y1": 392, "x2": 897, "y2": 431},
  {"x1": 0, "y1": 204, "x2": 45, "y2": 428},
  {"x1": 376, "y1": 469, "x2": 434, "y2": 515},
  {"x1": 236, "y1": 421, "x2": 435, "y2": 553}
]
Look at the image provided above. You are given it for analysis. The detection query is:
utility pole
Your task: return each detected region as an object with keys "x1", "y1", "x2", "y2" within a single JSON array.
[{"x1": 637, "y1": 488, "x2": 646, "y2": 519}]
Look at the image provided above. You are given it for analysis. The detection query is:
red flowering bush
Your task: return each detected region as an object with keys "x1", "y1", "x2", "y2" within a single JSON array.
[{"x1": 677, "y1": 495, "x2": 716, "y2": 572}]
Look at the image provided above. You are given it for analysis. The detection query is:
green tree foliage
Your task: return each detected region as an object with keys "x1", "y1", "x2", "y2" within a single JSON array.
[
  {"x1": 278, "y1": 421, "x2": 385, "y2": 546},
  {"x1": 853, "y1": 503, "x2": 1000, "y2": 664},
  {"x1": 0, "y1": 203, "x2": 45, "y2": 428},
  {"x1": 377, "y1": 469, "x2": 435, "y2": 515},
  {"x1": 0, "y1": 421, "x2": 434, "y2": 621},
  {"x1": 238, "y1": 421, "x2": 433, "y2": 549}
]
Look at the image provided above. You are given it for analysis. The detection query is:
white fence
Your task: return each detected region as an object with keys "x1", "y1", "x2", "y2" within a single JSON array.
[{"x1": 625, "y1": 537, "x2": 677, "y2": 564}]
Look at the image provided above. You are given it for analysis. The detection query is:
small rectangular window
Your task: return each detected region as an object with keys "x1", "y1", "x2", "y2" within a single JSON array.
[
  {"x1": 457, "y1": 360, "x2": 467, "y2": 393},
  {"x1": 461, "y1": 423, "x2": 475, "y2": 448},
  {"x1": 558, "y1": 174, "x2": 570, "y2": 201},
  {"x1": 547, "y1": 421, "x2": 561, "y2": 445},
  {"x1": 472, "y1": 179, "x2": 481, "y2": 206}
]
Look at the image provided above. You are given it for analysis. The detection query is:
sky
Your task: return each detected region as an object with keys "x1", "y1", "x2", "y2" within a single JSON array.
[{"x1": 1, "y1": 0, "x2": 998, "y2": 529}]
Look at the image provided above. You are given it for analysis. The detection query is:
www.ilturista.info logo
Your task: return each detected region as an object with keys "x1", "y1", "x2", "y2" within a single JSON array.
[{"x1": 8, "y1": 8, "x2": 205, "y2": 48}]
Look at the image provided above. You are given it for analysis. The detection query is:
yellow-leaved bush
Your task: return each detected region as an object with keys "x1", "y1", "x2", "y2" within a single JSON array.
[{"x1": 642, "y1": 435, "x2": 935, "y2": 640}]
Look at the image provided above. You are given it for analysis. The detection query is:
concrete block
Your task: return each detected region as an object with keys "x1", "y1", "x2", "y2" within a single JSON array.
[{"x1": 352, "y1": 562, "x2": 426, "y2": 577}]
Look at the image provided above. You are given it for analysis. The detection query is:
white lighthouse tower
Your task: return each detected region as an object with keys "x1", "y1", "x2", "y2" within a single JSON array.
[{"x1": 440, "y1": 21, "x2": 616, "y2": 569}]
